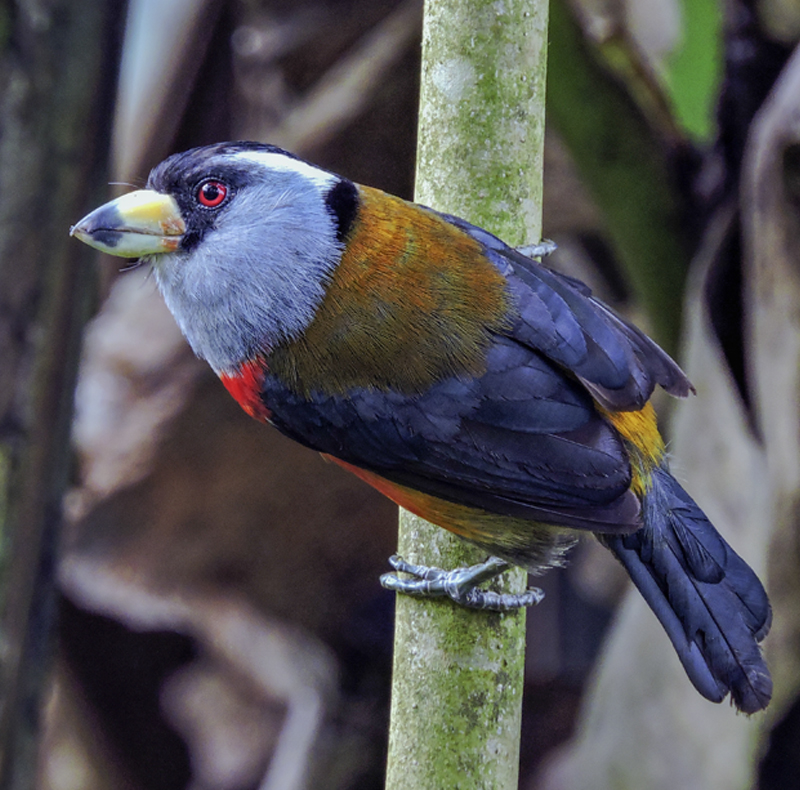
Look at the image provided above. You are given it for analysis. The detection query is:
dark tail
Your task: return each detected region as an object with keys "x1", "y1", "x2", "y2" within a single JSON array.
[{"x1": 603, "y1": 465, "x2": 772, "y2": 713}]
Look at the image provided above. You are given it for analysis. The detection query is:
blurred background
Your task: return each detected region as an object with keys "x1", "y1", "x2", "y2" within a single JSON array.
[{"x1": 2, "y1": 0, "x2": 800, "y2": 787}]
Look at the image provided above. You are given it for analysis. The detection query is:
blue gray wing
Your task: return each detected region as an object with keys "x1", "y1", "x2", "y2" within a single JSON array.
[
  {"x1": 444, "y1": 213, "x2": 693, "y2": 410},
  {"x1": 262, "y1": 335, "x2": 640, "y2": 533}
]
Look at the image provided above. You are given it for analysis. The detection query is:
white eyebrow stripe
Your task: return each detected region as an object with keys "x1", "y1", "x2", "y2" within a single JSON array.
[{"x1": 233, "y1": 150, "x2": 337, "y2": 189}]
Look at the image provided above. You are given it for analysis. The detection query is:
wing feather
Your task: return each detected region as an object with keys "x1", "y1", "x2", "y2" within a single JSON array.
[
  {"x1": 260, "y1": 210, "x2": 691, "y2": 533},
  {"x1": 263, "y1": 335, "x2": 640, "y2": 533}
]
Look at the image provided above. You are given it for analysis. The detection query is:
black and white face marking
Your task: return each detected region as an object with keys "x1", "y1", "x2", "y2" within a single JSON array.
[
  {"x1": 324, "y1": 178, "x2": 360, "y2": 243},
  {"x1": 147, "y1": 143, "x2": 332, "y2": 248},
  {"x1": 144, "y1": 142, "x2": 355, "y2": 374}
]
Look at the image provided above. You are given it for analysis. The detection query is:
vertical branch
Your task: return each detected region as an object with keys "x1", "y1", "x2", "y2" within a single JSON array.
[
  {"x1": 0, "y1": 3, "x2": 123, "y2": 787},
  {"x1": 546, "y1": 0, "x2": 690, "y2": 351},
  {"x1": 384, "y1": 0, "x2": 548, "y2": 787}
]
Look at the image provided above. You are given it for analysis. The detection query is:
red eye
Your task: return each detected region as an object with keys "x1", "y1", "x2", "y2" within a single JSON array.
[{"x1": 197, "y1": 180, "x2": 228, "y2": 207}]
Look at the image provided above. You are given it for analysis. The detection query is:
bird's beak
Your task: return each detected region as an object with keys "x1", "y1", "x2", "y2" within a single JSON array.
[{"x1": 70, "y1": 190, "x2": 186, "y2": 257}]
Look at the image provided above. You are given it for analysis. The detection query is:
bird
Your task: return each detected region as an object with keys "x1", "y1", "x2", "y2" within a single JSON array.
[{"x1": 71, "y1": 141, "x2": 771, "y2": 713}]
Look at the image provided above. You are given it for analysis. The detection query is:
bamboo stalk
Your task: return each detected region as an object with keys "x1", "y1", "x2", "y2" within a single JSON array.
[{"x1": 384, "y1": 0, "x2": 549, "y2": 786}]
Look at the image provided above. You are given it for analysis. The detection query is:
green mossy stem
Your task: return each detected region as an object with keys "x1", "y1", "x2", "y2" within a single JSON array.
[{"x1": 385, "y1": 0, "x2": 548, "y2": 787}]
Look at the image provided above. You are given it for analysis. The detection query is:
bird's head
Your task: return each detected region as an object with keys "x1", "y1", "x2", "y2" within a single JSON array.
[{"x1": 71, "y1": 142, "x2": 358, "y2": 374}]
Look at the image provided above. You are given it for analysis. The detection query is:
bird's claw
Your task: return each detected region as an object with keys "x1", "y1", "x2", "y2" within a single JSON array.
[
  {"x1": 515, "y1": 239, "x2": 557, "y2": 260},
  {"x1": 380, "y1": 554, "x2": 544, "y2": 611}
]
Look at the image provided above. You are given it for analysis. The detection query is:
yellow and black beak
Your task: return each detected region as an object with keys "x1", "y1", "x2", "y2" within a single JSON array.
[{"x1": 70, "y1": 190, "x2": 186, "y2": 258}]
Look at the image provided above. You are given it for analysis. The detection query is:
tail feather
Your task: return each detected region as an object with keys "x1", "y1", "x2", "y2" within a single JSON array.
[{"x1": 603, "y1": 465, "x2": 771, "y2": 713}]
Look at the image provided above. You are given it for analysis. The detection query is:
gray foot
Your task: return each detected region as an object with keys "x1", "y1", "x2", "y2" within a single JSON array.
[
  {"x1": 380, "y1": 554, "x2": 544, "y2": 611},
  {"x1": 515, "y1": 239, "x2": 557, "y2": 259}
]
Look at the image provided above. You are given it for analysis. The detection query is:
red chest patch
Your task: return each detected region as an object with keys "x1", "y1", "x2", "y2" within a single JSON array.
[{"x1": 219, "y1": 359, "x2": 272, "y2": 421}]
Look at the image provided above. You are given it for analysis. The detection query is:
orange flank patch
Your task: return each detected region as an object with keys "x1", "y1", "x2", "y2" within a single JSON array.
[
  {"x1": 598, "y1": 402, "x2": 664, "y2": 496},
  {"x1": 324, "y1": 455, "x2": 504, "y2": 544},
  {"x1": 268, "y1": 186, "x2": 512, "y2": 396},
  {"x1": 220, "y1": 359, "x2": 271, "y2": 421}
]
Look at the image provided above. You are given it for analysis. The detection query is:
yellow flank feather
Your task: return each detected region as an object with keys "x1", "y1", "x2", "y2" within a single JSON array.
[
  {"x1": 598, "y1": 402, "x2": 664, "y2": 496},
  {"x1": 326, "y1": 456, "x2": 575, "y2": 570}
]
